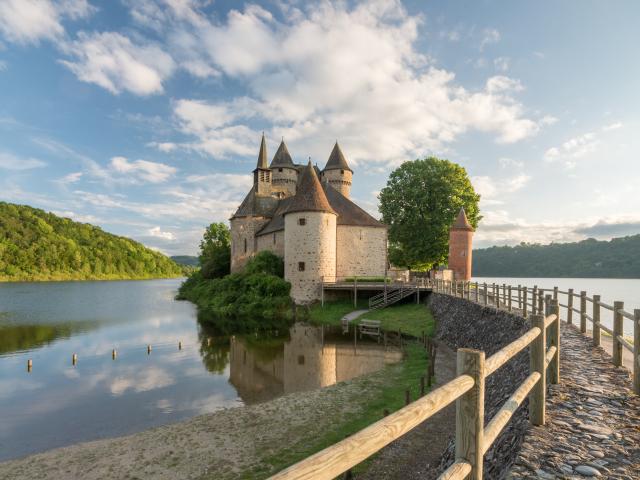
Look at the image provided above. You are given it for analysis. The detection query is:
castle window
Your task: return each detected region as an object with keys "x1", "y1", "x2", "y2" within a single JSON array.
[
  {"x1": 298, "y1": 355, "x2": 305, "y2": 365},
  {"x1": 278, "y1": 168, "x2": 283, "y2": 172},
  {"x1": 298, "y1": 262, "x2": 305, "y2": 271},
  {"x1": 341, "y1": 169, "x2": 344, "y2": 174},
  {"x1": 298, "y1": 218, "x2": 306, "y2": 226},
  {"x1": 244, "y1": 238, "x2": 247, "y2": 253},
  {"x1": 461, "y1": 251, "x2": 466, "y2": 257}
]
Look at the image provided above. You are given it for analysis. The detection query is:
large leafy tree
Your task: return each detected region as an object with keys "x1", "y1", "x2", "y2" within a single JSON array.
[
  {"x1": 199, "y1": 222, "x2": 231, "y2": 279},
  {"x1": 379, "y1": 157, "x2": 481, "y2": 270}
]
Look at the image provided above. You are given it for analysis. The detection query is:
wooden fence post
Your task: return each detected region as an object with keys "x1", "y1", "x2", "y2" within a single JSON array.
[
  {"x1": 532, "y1": 286, "x2": 538, "y2": 315},
  {"x1": 483, "y1": 283, "x2": 488, "y2": 306},
  {"x1": 522, "y1": 288, "x2": 528, "y2": 319},
  {"x1": 455, "y1": 348, "x2": 485, "y2": 480},
  {"x1": 553, "y1": 286, "x2": 558, "y2": 301},
  {"x1": 507, "y1": 285, "x2": 512, "y2": 312},
  {"x1": 549, "y1": 299, "x2": 560, "y2": 385},
  {"x1": 613, "y1": 301, "x2": 624, "y2": 367},
  {"x1": 567, "y1": 288, "x2": 574, "y2": 325},
  {"x1": 580, "y1": 291, "x2": 587, "y2": 334},
  {"x1": 634, "y1": 309, "x2": 640, "y2": 395},
  {"x1": 530, "y1": 314, "x2": 546, "y2": 426},
  {"x1": 538, "y1": 290, "x2": 544, "y2": 314},
  {"x1": 475, "y1": 281, "x2": 479, "y2": 303},
  {"x1": 518, "y1": 285, "x2": 522, "y2": 310},
  {"x1": 592, "y1": 294, "x2": 601, "y2": 347},
  {"x1": 495, "y1": 284, "x2": 500, "y2": 309}
]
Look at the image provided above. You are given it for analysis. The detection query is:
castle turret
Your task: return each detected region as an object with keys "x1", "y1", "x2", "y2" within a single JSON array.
[
  {"x1": 448, "y1": 208, "x2": 474, "y2": 281},
  {"x1": 283, "y1": 162, "x2": 337, "y2": 304},
  {"x1": 270, "y1": 139, "x2": 298, "y2": 196},
  {"x1": 253, "y1": 133, "x2": 272, "y2": 196},
  {"x1": 321, "y1": 142, "x2": 352, "y2": 198}
]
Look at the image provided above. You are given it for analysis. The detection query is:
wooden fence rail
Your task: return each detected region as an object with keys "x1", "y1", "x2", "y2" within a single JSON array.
[{"x1": 268, "y1": 281, "x2": 563, "y2": 480}]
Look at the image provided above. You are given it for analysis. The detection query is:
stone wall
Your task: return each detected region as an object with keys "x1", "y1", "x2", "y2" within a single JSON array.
[
  {"x1": 321, "y1": 169, "x2": 352, "y2": 198},
  {"x1": 271, "y1": 167, "x2": 298, "y2": 196},
  {"x1": 448, "y1": 229, "x2": 473, "y2": 280},
  {"x1": 428, "y1": 293, "x2": 530, "y2": 480},
  {"x1": 284, "y1": 211, "x2": 337, "y2": 304},
  {"x1": 256, "y1": 230, "x2": 285, "y2": 258},
  {"x1": 335, "y1": 225, "x2": 386, "y2": 279},
  {"x1": 230, "y1": 216, "x2": 270, "y2": 272}
]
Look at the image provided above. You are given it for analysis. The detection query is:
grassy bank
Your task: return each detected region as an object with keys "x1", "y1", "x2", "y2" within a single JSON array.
[{"x1": 0, "y1": 272, "x2": 184, "y2": 282}]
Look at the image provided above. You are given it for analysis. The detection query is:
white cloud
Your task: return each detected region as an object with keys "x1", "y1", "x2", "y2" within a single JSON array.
[
  {"x1": 148, "y1": 226, "x2": 175, "y2": 240},
  {"x1": 493, "y1": 56, "x2": 509, "y2": 72},
  {"x1": 0, "y1": 151, "x2": 47, "y2": 170},
  {"x1": 472, "y1": 173, "x2": 531, "y2": 206},
  {"x1": 59, "y1": 171, "x2": 83, "y2": 183},
  {"x1": 0, "y1": 0, "x2": 94, "y2": 45},
  {"x1": 151, "y1": 2, "x2": 540, "y2": 162},
  {"x1": 60, "y1": 31, "x2": 175, "y2": 95},
  {"x1": 480, "y1": 28, "x2": 500, "y2": 50},
  {"x1": 109, "y1": 156, "x2": 177, "y2": 183},
  {"x1": 544, "y1": 131, "x2": 599, "y2": 168},
  {"x1": 147, "y1": 141, "x2": 178, "y2": 153},
  {"x1": 498, "y1": 157, "x2": 524, "y2": 169},
  {"x1": 602, "y1": 122, "x2": 622, "y2": 131}
]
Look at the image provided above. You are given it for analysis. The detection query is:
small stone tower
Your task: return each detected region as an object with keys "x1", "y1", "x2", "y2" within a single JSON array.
[
  {"x1": 254, "y1": 133, "x2": 272, "y2": 196},
  {"x1": 448, "y1": 207, "x2": 474, "y2": 281},
  {"x1": 283, "y1": 162, "x2": 337, "y2": 304},
  {"x1": 270, "y1": 139, "x2": 298, "y2": 196},
  {"x1": 321, "y1": 142, "x2": 352, "y2": 198}
]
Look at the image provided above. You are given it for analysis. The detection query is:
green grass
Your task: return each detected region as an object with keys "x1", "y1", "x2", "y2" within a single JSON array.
[
  {"x1": 262, "y1": 343, "x2": 430, "y2": 475},
  {"x1": 307, "y1": 298, "x2": 368, "y2": 326},
  {"x1": 359, "y1": 303, "x2": 436, "y2": 338}
]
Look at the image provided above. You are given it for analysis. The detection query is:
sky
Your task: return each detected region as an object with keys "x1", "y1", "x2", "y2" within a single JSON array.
[{"x1": 0, "y1": 0, "x2": 639, "y2": 256}]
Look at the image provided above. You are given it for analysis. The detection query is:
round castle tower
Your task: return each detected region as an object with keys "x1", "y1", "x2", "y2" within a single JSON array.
[
  {"x1": 321, "y1": 142, "x2": 352, "y2": 198},
  {"x1": 284, "y1": 162, "x2": 337, "y2": 304},
  {"x1": 270, "y1": 139, "x2": 298, "y2": 196},
  {"x1": 448, "y1": 207, "x2": 474, "y2": 281}
]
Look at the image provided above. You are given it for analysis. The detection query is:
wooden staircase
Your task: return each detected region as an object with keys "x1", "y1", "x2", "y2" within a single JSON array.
[{"x1": 368, "y1": 284, "x2": 417, "y2": 310}]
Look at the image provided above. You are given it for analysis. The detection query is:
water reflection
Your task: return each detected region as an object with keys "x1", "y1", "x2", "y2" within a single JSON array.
[
  {"x1": 229, "y1": 324, "x2": 404, "y2": 404},
  {"x1": 0, "y1": 322, "x2": 98, "y2": 355}
]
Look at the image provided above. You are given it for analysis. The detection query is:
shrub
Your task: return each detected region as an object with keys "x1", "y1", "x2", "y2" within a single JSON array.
[{"x1": 245, "y1": 251, "x2": 284, "y2": 277}]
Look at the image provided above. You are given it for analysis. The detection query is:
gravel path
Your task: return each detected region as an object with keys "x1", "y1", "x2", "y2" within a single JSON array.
[{"x1": 508, "y1": 322, "x2": 640, "y2": 479}]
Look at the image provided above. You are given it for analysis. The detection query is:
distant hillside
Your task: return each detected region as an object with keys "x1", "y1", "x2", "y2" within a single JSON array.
[
  {"x1": 171, "y1": 255, "x2": 199, "y2": 266},
  {"x1": 0, "y1": 202, "x2": 183, "y2": 281},
  {"x1": 473, "y1": 235, "x2": 640, "y2": 278}
]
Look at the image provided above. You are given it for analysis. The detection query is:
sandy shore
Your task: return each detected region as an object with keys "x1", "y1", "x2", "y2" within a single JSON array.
[{"x1": 0, "y1": 361, "x2": 401, "y2": 480}]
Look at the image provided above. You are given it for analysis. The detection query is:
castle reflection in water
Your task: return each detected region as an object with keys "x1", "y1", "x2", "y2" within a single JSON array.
[{"x1": 229, "y1": 324, "x2": 404, "y2": 404}]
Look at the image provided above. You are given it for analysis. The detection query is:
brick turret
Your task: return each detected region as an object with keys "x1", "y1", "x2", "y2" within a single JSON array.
[{"x1": 448, "y1": 208, "x2": 474, "y2": 281}]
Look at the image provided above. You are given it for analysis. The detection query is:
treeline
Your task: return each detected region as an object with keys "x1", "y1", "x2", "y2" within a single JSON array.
[
  {"x1": 0, "y1": 202, "x2": 183, "y2": 281},
  {"x1": 473, "y1": 235, "x2": 640, "y2": 278}
]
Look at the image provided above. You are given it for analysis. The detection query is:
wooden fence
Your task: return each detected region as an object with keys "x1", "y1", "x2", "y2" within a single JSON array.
[
  {"x1": 268, "y1": 282, "x2": 561, "y2": 480},
  {"x1": 437, "y1": 279, "x2": 640, "y2": 396}
]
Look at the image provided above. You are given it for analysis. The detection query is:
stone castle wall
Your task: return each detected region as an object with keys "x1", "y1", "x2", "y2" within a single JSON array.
[
  {"x1": 448, "y1": 229, "x2": 473, "y2": 280},
  {"x1": 230, "y1": 216, "x2": 270, "y2": 273},
  {"x1": 256, "y1": 230, "x2": 285, "y2": 258},
  {"x1": 321, "y1": 169, "x2": 352, "y2": 198},
  {"x1": 284, "y1": 211, "x2": 337, "y2": 304},
  {"x1": 336, "y1": 225, "x2": 387, "y2": 279},
  {"x1": 271, "y1": 167, "x2": 298, "y2": 196}
]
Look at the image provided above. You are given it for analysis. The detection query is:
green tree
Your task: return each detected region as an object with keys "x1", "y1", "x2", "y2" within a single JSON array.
[
  {"x1": 199, "y1": 222, "x2": 231, "y2": 279},
  {"x1": 378, "y1": 157, "x2": 480, "y2": 270}
]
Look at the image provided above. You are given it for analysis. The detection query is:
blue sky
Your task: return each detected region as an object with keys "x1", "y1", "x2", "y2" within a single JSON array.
[{"x1": 1, "y1": 0, "x2": 639, "y2": 256}]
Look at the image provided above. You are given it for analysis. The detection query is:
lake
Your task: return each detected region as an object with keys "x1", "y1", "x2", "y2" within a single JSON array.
[
  {"x1": 473, "y1": 277, "x2": 639, "y2": 335},
  {"x1": 0, "y1": 279, "x2": 400, "y2": 461}
]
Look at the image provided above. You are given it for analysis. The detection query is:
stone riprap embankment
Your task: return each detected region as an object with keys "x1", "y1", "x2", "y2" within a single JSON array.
[
  {"x1": 509, "y1": 322, "x2": 640, "y2": 479},
  {"x1": 429, "y1": 293, "x2": 531, "y2": 479}
]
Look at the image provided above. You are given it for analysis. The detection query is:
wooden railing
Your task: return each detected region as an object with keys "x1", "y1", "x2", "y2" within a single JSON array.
[
  {"x1": 434, "y1": 279, "x2": 639, "y2": 395},
  {"x1": 269, "y1": 282, "x2": 561, "y2": 480}
]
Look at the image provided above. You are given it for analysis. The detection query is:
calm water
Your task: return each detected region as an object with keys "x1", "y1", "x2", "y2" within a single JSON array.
[
  {"x1": 474, "y1": 277, "x2": 639, "y2": 335},
  {"x1": 0, "y1": 279, "x2": 400, "y2": 461}
]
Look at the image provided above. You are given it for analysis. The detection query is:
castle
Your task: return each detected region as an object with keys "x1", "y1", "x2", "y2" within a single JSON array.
[
  {"x1": 230, "y1": 135, "x2": 474, "y2": 304},
  {"x1": 230, "y1": 135, "x2": 388, "y2": 304}
]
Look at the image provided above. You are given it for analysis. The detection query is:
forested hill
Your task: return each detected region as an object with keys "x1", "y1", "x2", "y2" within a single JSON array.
[
  {"x1": 473, "y1": 235, "x2": 640, "y2": 278},
  {"x1": 0, "y1": 202, "x2": 183, "y2": 281}
]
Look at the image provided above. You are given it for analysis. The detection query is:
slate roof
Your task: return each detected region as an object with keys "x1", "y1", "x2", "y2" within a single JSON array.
[
  {"x1": 270, "y1": 140, "x2": 294, "y2": 167},
  {"x1": 452, "y1": 207, "x2": 474, "y2": 231},
  {"x1": 282, "y1": 162, "x2": 336, "y2": 215},
  {"x1": 324, "y1": 142, "x2": 352, "y2": 172},
  {"x1": 231, "y1": 186, "x2": 279, "y2": 219},
  {"x1": 256, "y1": 133, "x2": 269, "y2": 170}
]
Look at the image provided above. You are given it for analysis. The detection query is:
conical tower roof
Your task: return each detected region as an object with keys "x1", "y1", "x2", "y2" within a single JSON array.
[
  {"x1": 255, "y1": 133, "x2": 269, "y2": 170},
  {"x1": 452, "y1": 207, "x2": 474, "y2": 231},
  {"x1": 270, "y1": 139, "x2": 294, "y2": 167},
  {"x1": 323, "y1": 141, "x2": 352, "y2": 172},
  {"x1": 283, "y1": 161, "x2": 336, "y2": 215}
]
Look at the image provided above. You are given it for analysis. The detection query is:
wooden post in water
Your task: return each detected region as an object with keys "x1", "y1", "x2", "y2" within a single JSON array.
[
  {"x1": 549, "y1": 299, "x2": 560, "y2": 385},
  {"x1": 455, "y1": 348, "x2": 485, "y2": 480},
  {"x1": 147, "y1": 344, "x2": 152, "y2": 354},
  {"x1": 634, "y1": 310, "x2": 640, "y2": 395},
  {"x1": 567, "y1": 288, "x2": 574, "y2": 325},
  {"x1": 112, "y1": 349, "x2": 117, "y2": 360},
  {"x1": 27, "y1": 359, "x2": 32, "y2": 372},
  {"x1": 592, "y1": 294, "x2": 601, "y2": 347},
  {"x1": 580, "y1": 291, "x2": 587, "y2": 334},
  {"x1": 530, "y1": 314, "x2": 546, "y2": 425},
  {"x1": 72, "y1": 353, "x2": 77, "y2": 366},
  {"x1": 613, "y1": 301, "x2": 624, "y2": 367}
]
